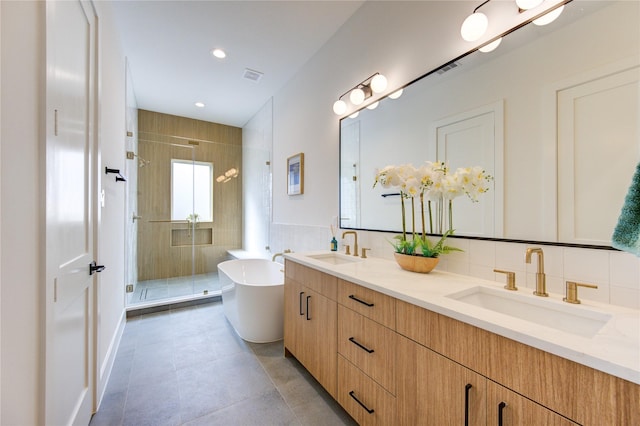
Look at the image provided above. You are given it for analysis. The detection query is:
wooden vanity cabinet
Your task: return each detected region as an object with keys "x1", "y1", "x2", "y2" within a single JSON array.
[
  {"x1": 486, "y1": 381, "x2": 578, "y2": 425},
  {"x1": 337, "y1": 279, "x2": 396, "y2": 329},
  {"x1": 396, "y1": 299, "x2": 639, "y2": 425},
  {"x1": 397, "y1": 334, "x2": 486, "y2": 425},
  {"x1": 285, "y1": 260, "x2": 639, "y2": 425},
  {"x1": 284, "y1": 260, "x2": 337, "y2": 398},
  {"x1": 336, "y1": 279, "x2": 398, "y2": 425}
]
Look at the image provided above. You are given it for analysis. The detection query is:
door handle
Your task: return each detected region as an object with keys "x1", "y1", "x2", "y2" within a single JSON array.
[{"x1": 89, "y1": 261, "x2": 106, "y2": 275}]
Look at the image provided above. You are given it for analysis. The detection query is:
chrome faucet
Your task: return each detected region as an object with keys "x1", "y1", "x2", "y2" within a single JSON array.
[
  {"x1": 342, "y1": 231, "x2": 359, "y2": 256},
  {"x1": 525, "y1": 247, "x2": 548, "y2": 297}
]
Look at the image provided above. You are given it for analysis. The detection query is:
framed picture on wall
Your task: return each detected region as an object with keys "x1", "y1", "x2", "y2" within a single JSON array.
[{"x1": 287, "y1": 153, "x2": 304, "y2": 195}]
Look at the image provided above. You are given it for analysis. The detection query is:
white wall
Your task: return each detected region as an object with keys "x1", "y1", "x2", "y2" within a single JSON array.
[
  {"x1": 93, "y1": 0, "x2": 127, "y2": 409},
  {"x1": 0, "y1": 1, "x2": 127, "y2": 422},
  {"x1": 1, "y1": 2, "x2": 45, "y2": 423},
  {"x1": 261, "y1": 0, "x2": 640, "y2": 308}
]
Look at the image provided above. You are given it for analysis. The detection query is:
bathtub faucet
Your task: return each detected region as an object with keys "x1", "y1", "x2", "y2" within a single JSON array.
[
  {"x1": 342, "y1": 231, "x2": 359, "y2": 256},
  {"x1": 272, "y1": 249, "x2": 291, "y2": 263}
]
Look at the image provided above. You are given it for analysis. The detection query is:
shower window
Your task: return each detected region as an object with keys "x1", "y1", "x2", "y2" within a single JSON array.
[{"x1": 171, "y1": 159, "x2": 213, "y2": 222}]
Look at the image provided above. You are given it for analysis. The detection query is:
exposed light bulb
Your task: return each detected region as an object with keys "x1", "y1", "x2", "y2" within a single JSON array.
[
  {"x1": 194, "y1": 102, "x2": 205, "y2": 108},
  {"x1": 370, "y1": 74, "x2": 388, "y2": 93},
  {"x1": 516, "y1": 0, "x2": 543, "y2": 10},
  {"x1": 460, "y1": 12, "x2": 488, "y2": 42},
  {"x1": 350, "y1": 88, "x2": 366, "y2": 105},
  {"x1": 333, "y1": 100, "x2": 347, "y2": 115},
  {"x1": 479, "y1": 37, "x2": 502, "y2": 53},
  {"x1": 349, "y1": 111, "x2": 360, "y2": 119},
  {"x1": 389, "y1": 89, "x2": 404, "y2": 99},
  {"x1": 533, "y1": 5, "x2": 564, "y2": 26},
  {"x1": 366, "y1": 101, "x2": 379, "y2": 110}
]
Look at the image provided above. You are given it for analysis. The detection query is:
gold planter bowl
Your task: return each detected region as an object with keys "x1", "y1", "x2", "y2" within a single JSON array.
[{"x1": 393, "y1": 252, "x2": 440, "y2": 274}]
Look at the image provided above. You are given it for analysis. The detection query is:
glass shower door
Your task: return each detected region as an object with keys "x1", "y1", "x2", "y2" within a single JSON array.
[{"x1": 128, "y1": 141, "x2": 194, "y2": 305}]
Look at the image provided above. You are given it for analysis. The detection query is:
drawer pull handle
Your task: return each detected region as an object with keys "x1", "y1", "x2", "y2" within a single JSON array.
[
  {"x1": 299, "y1": 292, "x2": 305, "y2": 316},
  {"x1": 349, "y1": 337, "x2": 374, "y2": 353},
  {"x1": 349, "y1": 391, "x2": 374, "y2": 414},
  {"x1": 306, "y1": 295, "x2": 311, "y2": 321},
  {"x1": 349, "y1": 294, "x2": 374, "y2": 307},
  {"x1": 498, "y1": 401, "x2": 507, "y2": 426},
  {"x1": 464, "y1": 383, "x2": 472, "y2": 426}
]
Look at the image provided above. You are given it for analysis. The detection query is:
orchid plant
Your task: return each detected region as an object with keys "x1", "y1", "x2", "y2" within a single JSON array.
[{"x1": 373, "y1": 161, "x2": 492, "y2": 257}]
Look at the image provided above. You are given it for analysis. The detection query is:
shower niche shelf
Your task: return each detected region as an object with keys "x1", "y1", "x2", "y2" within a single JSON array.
[{"x1": 171, "y1": 228, "x2": 213, "y2": 247}]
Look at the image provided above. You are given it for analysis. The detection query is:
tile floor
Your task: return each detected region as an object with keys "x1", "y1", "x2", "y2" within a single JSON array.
[{"x1": 89, "y1": 301, "x2": 357, "y2": 426}]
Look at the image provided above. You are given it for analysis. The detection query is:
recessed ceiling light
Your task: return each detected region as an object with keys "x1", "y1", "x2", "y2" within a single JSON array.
[
  {"x1": 211, "y1": 48, "x2": 226, "y2": 59},
  {"x1": 195, "y1": 102, "x2": 205, "y2": 108}
]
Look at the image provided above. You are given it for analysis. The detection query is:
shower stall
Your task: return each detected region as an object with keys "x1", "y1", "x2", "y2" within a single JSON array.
[{"x1": 125, "y1": 110, "x2": 243, "y2": 307}]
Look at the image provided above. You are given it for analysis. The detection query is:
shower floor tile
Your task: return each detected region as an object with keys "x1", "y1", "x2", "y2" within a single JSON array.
[
  {"x1": 90, "y1": 301, "x2": 356, "y2": 426},
  {"x1": 131, "y1": 273, "x2": 220, "y2": 304}
]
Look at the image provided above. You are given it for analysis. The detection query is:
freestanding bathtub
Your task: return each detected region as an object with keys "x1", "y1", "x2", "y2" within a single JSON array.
[{"x1": 218, "y1": 259, "x2": 284, "y2": 343}]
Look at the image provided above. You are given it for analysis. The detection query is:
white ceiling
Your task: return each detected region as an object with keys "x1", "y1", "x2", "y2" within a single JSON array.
[{"x1": 110, "y1": 0, "x2": 364, "y2": 128}]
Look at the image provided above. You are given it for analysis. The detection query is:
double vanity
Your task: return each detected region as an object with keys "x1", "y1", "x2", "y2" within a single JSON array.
[{"x1": 283, "y1": 251, "x2": 639, "y2": 425}]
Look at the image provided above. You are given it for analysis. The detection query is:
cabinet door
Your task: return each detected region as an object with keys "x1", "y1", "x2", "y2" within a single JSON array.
[
  {"x1": 303, "y1": 287, "x2": 338, "y2": 398},
  {"x1": 487, "y1": 381, "x2": 579, "y2": 426},
  {"x1": 397, "y1": 335, "x2": 486, "y2": 425},
  {"x1": 284, "y1": 278, "x2": 304, "y2": 359}
]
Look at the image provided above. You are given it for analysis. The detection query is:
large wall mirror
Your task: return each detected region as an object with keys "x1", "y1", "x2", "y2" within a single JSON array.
[{"x1": 340, "y1": 0, "x2": 639, "y2": 246}]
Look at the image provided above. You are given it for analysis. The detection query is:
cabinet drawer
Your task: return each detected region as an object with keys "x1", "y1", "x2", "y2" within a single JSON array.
[
  {"x1": 338, "y1": 279, "x2": 395, "y2": 329},
  {"x1": 396, "y1": 299, "x2": 489, "y2": 374},
  {"x1": 338, "y1": 305, "x2": 396, "y2": 394},
  {"x1": 285, "y1": 260, "x2": 337, "y2": 300},
  {"x1": 337, "y1": 355, "x2": 397, "y2": 426}
]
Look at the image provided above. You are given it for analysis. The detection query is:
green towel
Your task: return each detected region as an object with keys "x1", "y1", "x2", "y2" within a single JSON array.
[{"x1": 612, "y1": 162, "x2": 640, "y2": 255}]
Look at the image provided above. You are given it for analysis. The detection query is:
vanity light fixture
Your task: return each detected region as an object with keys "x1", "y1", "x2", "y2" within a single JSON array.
[
  {"x1": 460, "y1": 0, "x2": 490, "y2": 42},
  {"x1": 333, "y1": 100, "x2": 347, "y2": 115},
  {"x1": 332, "y1": 72, "x2": 387, "y2": 115},
  {"x1": 515, "y1": 0, "x2": 543, "y2": 10},
  {"x1": 366, "y1": 101, "x2": 379, "y2": 110},
  {"x1": 479, "y1": 37, "x2": 502, "y2": 52},
  {"x1": 533, "y1": 4, "x2": 564, "y2": 25},
  {"x1": 349, "y1": 111, "x2": 360, "y2": 119},
  {"x1": 350, "y1": 86, "x2": 368, "y2": 106},
  {"x1": 462, "y1": 0, "x2": 565, "y2": 44},
  {"x1": 388, "y1": 89, "x2": 404, "y2": 99}
]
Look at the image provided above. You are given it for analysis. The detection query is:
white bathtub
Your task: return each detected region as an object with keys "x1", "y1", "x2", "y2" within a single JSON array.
[{"x1": 218, "y1": 259, "x2": 284, "y2": 343}]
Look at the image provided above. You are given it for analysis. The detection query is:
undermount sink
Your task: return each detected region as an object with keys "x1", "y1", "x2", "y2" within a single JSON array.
[
  {"x1": 305, "y1": 253, "x2": 364, "y2": 265},
  {"x1": 446, "y1": 286, "x2": 612, "y2": 338}
]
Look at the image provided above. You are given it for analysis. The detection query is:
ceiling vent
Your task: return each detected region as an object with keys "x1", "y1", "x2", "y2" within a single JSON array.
[
  {"x1": 243, "y1": 68, "x2": 264, "y2": 83},
  {"x1": 437, "y1": 62, "x2": 459, "y2": 74}
]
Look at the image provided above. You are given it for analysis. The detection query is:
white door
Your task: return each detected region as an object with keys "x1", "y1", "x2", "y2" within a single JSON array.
[
  {"x1": 557, "y1": 65, "x2": 640, "y2": 244},
  {"x1": 45, "y1": 1, "x2": 97, "y2": 424},
  {"x1": 434, "y1": 105, "x2": 501, "y2": 237}
]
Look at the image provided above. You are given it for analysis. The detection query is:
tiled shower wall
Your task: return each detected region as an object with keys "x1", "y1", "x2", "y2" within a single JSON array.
[{"x1": 270, "y1": 224, "x2": 640, "y2": 310}]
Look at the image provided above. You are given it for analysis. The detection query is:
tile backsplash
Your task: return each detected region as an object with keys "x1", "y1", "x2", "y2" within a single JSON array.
[{"x1": 270, "y1": 223, "x2": 640, "y2": 309}]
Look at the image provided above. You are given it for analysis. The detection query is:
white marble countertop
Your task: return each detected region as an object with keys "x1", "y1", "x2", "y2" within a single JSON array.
[{"x1": 285, "y1": 251, "x2": 640, "y2": 385}]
